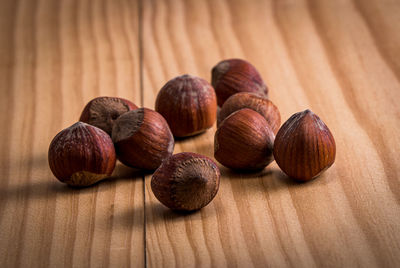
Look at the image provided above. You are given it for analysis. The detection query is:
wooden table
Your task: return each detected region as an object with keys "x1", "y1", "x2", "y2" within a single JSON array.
[{"x1": 1, "y1": 0, "x2": 400, "y2": 267}]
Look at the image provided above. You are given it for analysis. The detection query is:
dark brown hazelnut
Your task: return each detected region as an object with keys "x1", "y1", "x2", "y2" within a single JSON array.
[
  {"x1": 214, "y1": 108, "x2": 275, "y2": 170},
  {"x1": 112, "y1": 108, "x2": 174, "y2": 170},
  {"x1": 151, "y1": 152, "x2": 220, "y2": 211},
  {"x1": 80, "y1": 96, "x2": 138, "y2": 135},
  {"x1": 211, "y1": 59, "x2": 268, "y2": 106},
  {"x1": 218, "y1": 92, "x2": 281, "y2": 134},
  {"x1": 273, "y1": 110, "x2": 336, "y2": 181},
  {"x1": 48, "y1": 122, "x2": 116, "y2": 186},
  {"x1": 155, "y1": 74, "x2": 217, "y2": 137}
]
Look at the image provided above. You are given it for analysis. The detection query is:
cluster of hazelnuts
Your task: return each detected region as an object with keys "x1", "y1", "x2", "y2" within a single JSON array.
[{"x1": 48, "y1": 58, "x2": 336, "y2": 212}]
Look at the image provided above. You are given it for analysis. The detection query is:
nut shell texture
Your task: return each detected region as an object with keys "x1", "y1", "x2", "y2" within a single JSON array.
[
  {"x1": 112, "y1": 108, "x2": 174, "y2": 170},
  {"x1": 155, "y1": 74, "x2": 217, "y2": 137},
  {"x1": 80, "y1": 96, "x2": 138, "y2": 135},
  {"x1": 48, "y1": 122, "x2": 116, "y2": 186},
  {"x1": 218, "y1": 92, "x2": 281, "y2": 134},
  {"x1": 214, "y1": 108, "x2": 275, "y2": 170},
  {"x1": 211, "y1": 59, "x2": 268, "y2": 106},
  {"x1": 273, "y1": 110, "x2": 336, "y2": 181},
  {"x1": 151, "y1": 152, "x2": 220, "y2": 211}
]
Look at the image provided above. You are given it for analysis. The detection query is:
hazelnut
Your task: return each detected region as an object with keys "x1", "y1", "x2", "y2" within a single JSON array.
[
  {"x1": 211, "y1": 59, "x2": 268, "y2": 106},
  {"x1": 48, "y1": 122, "x2": 116, "y2": 186},
  {"x1": 151, "y1": 152, "x2": 220, "y2": 211},
  {"x1": 80, "y1": 96, "x2": 138, "y2": 135},
  {"x1": 273, "y1": 109, "x2": 336, "y2": 181},
  {"x1": 218, "y1": 92, "x2": 281, "y2": 134},
  {"x1": 155, "y1": 74, "x2": 217, "y2": 137},
  {"x1": 112, "y1": 108, "x2": 174, "y2": 170},
  {"x1": 214, "y1": 108, "x2": 275, "y2": 170}
]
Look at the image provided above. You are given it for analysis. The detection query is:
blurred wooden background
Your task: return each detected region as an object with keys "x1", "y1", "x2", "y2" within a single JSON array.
[{"x1": 1, "y1": 0, "x2": 400, "y2": 267}]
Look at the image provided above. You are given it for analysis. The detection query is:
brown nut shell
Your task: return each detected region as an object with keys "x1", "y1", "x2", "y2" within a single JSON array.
[
  {"x1": 214, "y1": 108, "x2": 275, "y2": 170},
  {"x1": 112, "y1": 108, "x2": 174, "y2": 170},
  {"x1": 80, "y1": 96, "x2": 138, "y2": 135},
  {"x1": 211, "y1": 59, "x2": 268, "y2": 106},
  {"x1": 151, "y1": 152, "x2": 220, "y2": 211},
  {"x1": 48, "y1": 122, "x2": 116, "y2": 186},
  {"x1": 273, "y1": 109, "x2": 336, "y2": 181},
  {"x1": 155, "y1": 74, "x2": 217, "y2": 137},
  {"x1": 218, "y1": 92, "x2": 281, "y2": 134}
]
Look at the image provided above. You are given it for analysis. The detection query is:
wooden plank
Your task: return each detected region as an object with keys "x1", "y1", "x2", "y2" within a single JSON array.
[
  {"x1": 1, "y1": 0, "x2": 400, "y2": 267},
  {"x1": 142, "y1": 0, "x2": 400, "y2": 267},
  {"x1": 0, "y1": 0, "x2": 144, "y2": 267}
]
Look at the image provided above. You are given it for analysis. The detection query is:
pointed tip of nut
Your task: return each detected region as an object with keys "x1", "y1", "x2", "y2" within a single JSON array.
[
  {"x1": 72, "y1": 121, "x2": 87, "y2": 128},
  {"x1": 180, "y1": 73, "x2": 192, "y2": 79}
]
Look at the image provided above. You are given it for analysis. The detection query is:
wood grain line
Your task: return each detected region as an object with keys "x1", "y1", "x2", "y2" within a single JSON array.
[
  {"x1": 1, "y1": 0, "x2": 144, "y2": 267},
  {"x1": 83, "y1": 0, "x2": 100, "y2": 98},
  {"x1": 350, "y1": 0, "x2": 400, "y2": 198},
  {"x1": 273, "y1": 0, "x2": 400, "y2": 266},
  {"x1": 272, "y1": 1, "x2": 372, "y2": 265},
  {"x1": 204, "y1": 0, "x2": 224, "y2": 61},
  {"x1": 29, "y1": 0, "x2": 63, "y2": 265},
  {"x1": 353, "y1": 0, "x2": 400, "y2": 83},
  {"x1": 306, "y1": 0, "x2": 400, "y2": 200},
  {"x1": 0, "y1": 0, "x2": 18, "y2": 223},
  {"x1": 9, "y1": 0, "x2": 38, "y2": 266},
  {"x1": 64, "y1": 191, "x2": 80, "y2": 267},
  {"x1": 1, "y1": 0, "x2": 400, "y2": 267}
]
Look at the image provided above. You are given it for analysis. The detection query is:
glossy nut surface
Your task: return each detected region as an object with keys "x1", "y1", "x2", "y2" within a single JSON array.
[
  {"x1": 273, "y1": 109, "x2": 336, "y2": 181},
  {"x1": 151, "y1": 152, "x2": 220, "y2": 211},
  {"x1": 112, "y1": 108, "x2": 174, "y2": 170},
  {"x1": 218, "y1": 92, "x2": 281, "y2": 134},
  {"x1": 48, "y1": 122, "x2": 116, "y2": 186},
  {"x1": 211, "y1": 59, "x2": 268, "y2": 106},
  {"x1": 214, "y1": 108, "x2": 275, "y2": 170},
  {"x1": 155, "y1": 74, "x2": 217, "y2": 137}
]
